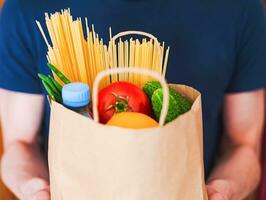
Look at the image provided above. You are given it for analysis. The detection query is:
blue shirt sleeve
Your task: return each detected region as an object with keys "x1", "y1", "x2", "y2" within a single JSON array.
[
  {"x1": 226, "y1": 0, "x2": 266, "y2": 93},
  {"x1": 0, "y1": 0, "x2": 42, "y2": 94}
]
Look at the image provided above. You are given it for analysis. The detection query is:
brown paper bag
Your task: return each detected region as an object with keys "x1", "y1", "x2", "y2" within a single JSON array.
[{"x1": 48, "y1": 68, "x2": 208, "y2": 200}]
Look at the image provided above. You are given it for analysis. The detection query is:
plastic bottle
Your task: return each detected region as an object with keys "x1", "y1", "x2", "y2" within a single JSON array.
[{"x1": 62, "y1": 82, "x2": 92, "y2": 118}]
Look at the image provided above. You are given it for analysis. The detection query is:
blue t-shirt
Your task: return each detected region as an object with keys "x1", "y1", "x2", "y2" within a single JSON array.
[{"x1": 1, "y1": 0, "x2": 266, "y2": 177}]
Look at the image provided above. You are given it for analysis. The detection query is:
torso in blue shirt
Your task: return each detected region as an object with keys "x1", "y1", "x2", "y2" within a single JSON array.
[{"x1": 1, "y1": 0, "x2": 266, "y2": 177}]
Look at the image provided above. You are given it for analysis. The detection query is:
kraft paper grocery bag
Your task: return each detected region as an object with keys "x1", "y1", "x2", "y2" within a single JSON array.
[{"x1": 48, "y1": 68, "x2": 208, "y2": 200}]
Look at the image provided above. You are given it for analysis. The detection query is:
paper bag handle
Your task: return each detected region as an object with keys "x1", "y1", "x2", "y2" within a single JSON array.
[
  {"x1": 92, "y1": 68, "x2": 169, "y2": 127},
  {"x1": 111, "y1": 31, "x2": 162, "y2": 58},
  {"x1": 112, "y1": 31, "x2": 159, "y2": 43}
]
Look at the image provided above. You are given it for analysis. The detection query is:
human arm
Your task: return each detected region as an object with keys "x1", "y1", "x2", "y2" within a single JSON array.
[
  {"x1": 207, "y1": 89, "x2": 265, "y2": 200},
  {"x1": 0, "y1": 89, "x2": 50, "y2": 200}
]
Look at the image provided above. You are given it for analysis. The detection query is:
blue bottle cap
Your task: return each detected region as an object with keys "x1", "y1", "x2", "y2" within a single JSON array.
[{"x1": 62, "y1": 82, "x2": 90, "y2": 108}]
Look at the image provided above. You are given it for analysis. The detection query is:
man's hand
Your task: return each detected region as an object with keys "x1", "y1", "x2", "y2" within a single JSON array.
[
  {"x1": 21, "y1": 178, "x2": 50, "y2": 200},
  {"x1": 207, "y1": 89, "x2": 264, "y2": 200},
  {"x1": 0, "y1": 89, "x2": 49, "y2": 199},
  {"x1": 206, "y1": 179, "x2": 235, "y2": 200}
]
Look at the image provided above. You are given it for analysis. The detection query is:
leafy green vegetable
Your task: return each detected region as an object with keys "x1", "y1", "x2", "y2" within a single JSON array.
[{"x1": 48, "y1": 63, "x2": 71, "y2": 84}]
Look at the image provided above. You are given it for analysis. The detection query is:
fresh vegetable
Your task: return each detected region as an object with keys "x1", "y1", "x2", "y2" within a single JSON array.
[
  {"x1": 169, "y1": 88, "x2": 192, "y2": 114},
  {"x1": 38, "y1": 64, "x2": 70, "y2": 103},
  {"x1": 38, "y1": 73, "x2": 61, "y2": 98},
  {"x1": 98, "y1": 81, "x2": 152, "y2": 124},
  {"x1": 49, "y1": 75, "x2": 63, "y2": 91},
  {"x1": 41, "y1": 80, "x2": 61, "y2": 102},
  {"x1": 48, "y1": 63, "x2": 71, "y2": 84},
  {"x1": 143, "y1": 81, "x2": 162, "y2": 98},
  {"x1": 107, "y1": 112, "x2": 158, "y2": 129},
  {"x1": 151, "y1": 87, "x2": 192, "y2": 124},
  {"x1": 143, "y1": 81, "x2": 192, "y2": 119},
  {"x1": 47, "y1": 76, "x2": 60, "y2": 95},
  {"x1": 38, "y1": 73, "x2": 50, "y2": 83},
  {"x1": 152, "y1": 88, "x2": 182, "y2": 123}
]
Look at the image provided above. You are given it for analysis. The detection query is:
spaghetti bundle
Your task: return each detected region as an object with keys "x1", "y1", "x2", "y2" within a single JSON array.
[
  {"x1": 109, "y1": 31, "x2": 170, "y2": 87},
  {"x1": 36, "y1": 9, "x2": 170, "y2": 89}
]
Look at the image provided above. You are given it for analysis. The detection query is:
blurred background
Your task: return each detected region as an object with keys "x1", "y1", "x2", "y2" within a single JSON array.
[{"x1": 0, "y1": 0, "x2": 264, "y2": 199}]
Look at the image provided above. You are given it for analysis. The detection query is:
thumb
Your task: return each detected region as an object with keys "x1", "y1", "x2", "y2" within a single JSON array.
[
  {"x1": 206, "y1": 179, "x2": 233, "y2": 200},
  {"x1": 208, "y1": 192, "x2": 227, "y2": 200},
  {"x1": 31, "y1": 190, "x2": 50, "y2": 200},
  {"x1": 206, "y1": 185, "x2": 217, "y2": 196},
  {"x1": 206, "y1": 185, "x2": 223, "y2": 200},
  {"x1": 21, "y1": 178, "x2": 50, "y2": 199}
]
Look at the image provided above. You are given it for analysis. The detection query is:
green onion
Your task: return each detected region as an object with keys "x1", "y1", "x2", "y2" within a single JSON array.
[
  {"x1": 54, "y1": 93, "x2": 62, "y2": 103},
  {"x1": 38, "y1": 73, "x2": 60, "y2": 97},
  {"x1": 48, "y1": 75, "x2": 63, "y2": 92},
  {"x1": 39, "y1": 74, "x2": 62, "y2": 103},
  {"x1": 47, "y1": 63, "x2": 71, "y2": 84},
  {"x1": 38, "y1": 73, "x2": 49, "y2": 82},
  {"x1": 41, "y1": 80, "x2": 56, "y2": 101},
  {"x1": 47, "y1": 76, "x2": 61, "y2": 95}
]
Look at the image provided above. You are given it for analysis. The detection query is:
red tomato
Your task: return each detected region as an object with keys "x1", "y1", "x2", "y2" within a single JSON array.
[{"x1": 98, "y1": 81, "x2": 152, "y2": 124}]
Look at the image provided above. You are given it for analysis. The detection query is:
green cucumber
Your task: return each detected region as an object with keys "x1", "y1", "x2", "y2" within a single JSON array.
[
  {"x1": 147, "y1": 81, "x2": 193, "y2": 124},
  {"x1": 143, "y1": 81, "x2": 162, "y2": 98},
  {"x1": 151, "y1": 88, "x2": 182, "y2": 124}
]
